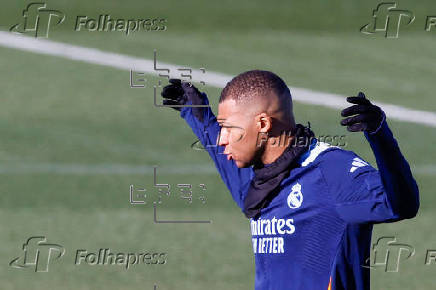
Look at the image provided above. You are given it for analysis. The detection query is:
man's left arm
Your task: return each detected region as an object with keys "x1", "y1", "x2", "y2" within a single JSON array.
[
  {"x1": 362, "y1": 117, "x2": 420, "y2": 219},
  {"x1": 335, "y1": 92, "x2": 420, "y2": 222}
]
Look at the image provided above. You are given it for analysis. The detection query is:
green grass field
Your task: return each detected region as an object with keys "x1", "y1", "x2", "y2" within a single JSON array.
[{"x1": 1, "y1": 0, "x2": 436, "y2": 289}]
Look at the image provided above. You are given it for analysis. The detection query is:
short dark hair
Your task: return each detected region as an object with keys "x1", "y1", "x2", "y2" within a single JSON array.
[{"x1": 219, "y1": 70, "x2": 290, "y2": 104}]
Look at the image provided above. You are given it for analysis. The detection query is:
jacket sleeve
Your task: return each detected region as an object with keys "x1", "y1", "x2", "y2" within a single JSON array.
[
  {"x1": 319, "y1": 119, "x2": 419, "y2": 224},
  {"x1": 179, "y1": 93, "x2": 254, "y2": 209}
]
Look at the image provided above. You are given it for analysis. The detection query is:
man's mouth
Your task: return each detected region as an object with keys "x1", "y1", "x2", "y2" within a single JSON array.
[{"x1": 227, "y1": 154, "x2": 233, "y2": 161}]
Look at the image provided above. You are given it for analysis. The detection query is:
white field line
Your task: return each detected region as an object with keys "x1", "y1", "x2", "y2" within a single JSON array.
[
  {"x1": 0, "y1": 163, "x2": 217, "y2": 175},
  {"x1": 0, "y1": 162, "x2": 433, "y2": 175},
  {"x1": 0, "y1": 31, "x2": 436, "y2": 128}
]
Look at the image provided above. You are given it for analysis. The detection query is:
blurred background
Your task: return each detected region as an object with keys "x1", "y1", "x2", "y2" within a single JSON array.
[{"x1": 1, "y1": 0, "x2": 435, "y2": 289}]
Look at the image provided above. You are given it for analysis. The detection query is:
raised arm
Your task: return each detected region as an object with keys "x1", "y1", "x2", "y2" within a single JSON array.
[
  {"x1": 363, "y1": 119, "x2": 420, "y2": 219},
  {"x1": 323, "y1": 92, "x2": 420, "y2": 223},
  {"x1": 161, "y1": 79, "x2": 253, "y2": 209}
]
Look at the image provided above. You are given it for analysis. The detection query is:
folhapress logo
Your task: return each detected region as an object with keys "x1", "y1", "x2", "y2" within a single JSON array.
[
  {"x1": 360, "y1": 2, "x2": 415, "y2": 38},
  {"x1": 9, "y1": 3, "x2": 65, "y2": 38},
  {"x1": 9, "y1": 236, "x2": 65, "y2": 272},
  {"x1": 363, "y1": 236, "x2": 414, "y2": 272}
]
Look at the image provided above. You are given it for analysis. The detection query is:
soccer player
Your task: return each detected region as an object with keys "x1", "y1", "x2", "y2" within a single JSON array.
[{"x1": 161, "y1": 70, "x2": 419, "y2": 290}]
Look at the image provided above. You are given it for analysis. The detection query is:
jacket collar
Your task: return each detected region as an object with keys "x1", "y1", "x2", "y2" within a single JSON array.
[{"x1": 243, "y1": 123, "x2": 315, "y2": 219}]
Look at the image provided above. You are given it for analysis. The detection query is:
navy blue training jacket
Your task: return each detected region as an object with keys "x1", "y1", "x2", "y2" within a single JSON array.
[{"x1": 179, "y1": 94, "x2": 419, "y2": 290}]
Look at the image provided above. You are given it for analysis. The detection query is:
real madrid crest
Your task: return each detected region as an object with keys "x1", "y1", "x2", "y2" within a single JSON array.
[{"x1": 287, "y1": 182, "x2": 303, "y2": 209}]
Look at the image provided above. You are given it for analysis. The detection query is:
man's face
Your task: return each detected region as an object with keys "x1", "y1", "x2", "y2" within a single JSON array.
[{"x1": 217, "y1": 99, "x2": 264, "y2": 168}]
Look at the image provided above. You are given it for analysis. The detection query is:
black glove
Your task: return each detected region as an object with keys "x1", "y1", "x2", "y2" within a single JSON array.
[
  {"x1": 160, "y1": 79, "x2": 207, "y2": 122},
  {"x1": 340, "y1": 92, "x2": 385, "y2": 133}
]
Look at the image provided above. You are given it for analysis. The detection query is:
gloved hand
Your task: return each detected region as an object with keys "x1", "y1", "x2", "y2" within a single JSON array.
[
  {"x1": 161, "y1": 79, "x2": 207, "y2": 122},
  {"x1": 340, "y1": 92, "x2": 385, "y2": 134}
]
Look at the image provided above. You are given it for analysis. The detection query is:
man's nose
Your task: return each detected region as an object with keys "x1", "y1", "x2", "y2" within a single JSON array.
[{"x1": 218, "y1": 127, "x2": 229, "y2": 146}]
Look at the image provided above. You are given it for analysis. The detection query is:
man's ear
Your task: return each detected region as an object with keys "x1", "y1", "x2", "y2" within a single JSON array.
[{"x1": 255, "y1": 112, "x2": 272, "y2": 133}]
